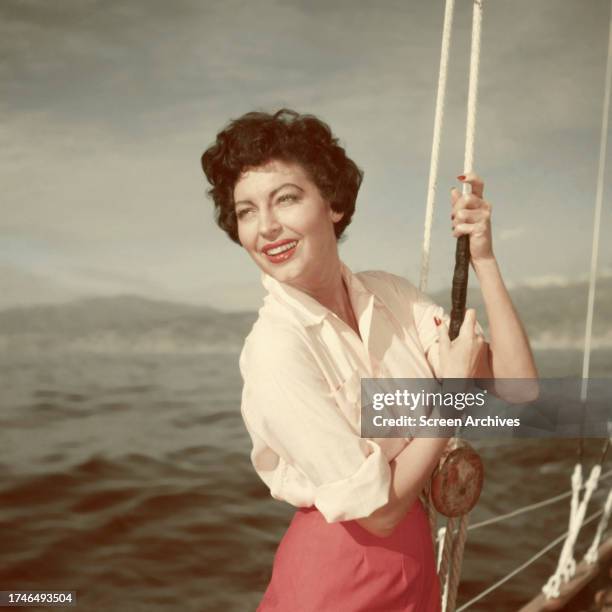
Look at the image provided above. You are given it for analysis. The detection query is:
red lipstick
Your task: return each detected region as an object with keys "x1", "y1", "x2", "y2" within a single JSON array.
[{"x1": 262, "y1": 239, "x2": 299, "y2": 264}]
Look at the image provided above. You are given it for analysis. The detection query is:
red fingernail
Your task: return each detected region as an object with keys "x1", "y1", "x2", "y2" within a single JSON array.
[
  {"x1": 457, "y1": 175, "x2": 466, "y2": 181},
  {"x1": 434, "y1": 316, "x2": 441, "y2": 326}
]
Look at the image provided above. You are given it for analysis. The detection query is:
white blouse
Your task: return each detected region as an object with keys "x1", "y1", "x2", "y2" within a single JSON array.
[{"x1": 239, "y1": 261, "x2": 463, "y2": 523}]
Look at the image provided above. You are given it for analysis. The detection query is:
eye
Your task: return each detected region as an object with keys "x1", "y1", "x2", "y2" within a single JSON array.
[
  {"x1": 277, "y1": 193, "x2": 299, "y2": 204},
  {"x1": 236, "y1": 207, "x2": 255, "y2": 220}
]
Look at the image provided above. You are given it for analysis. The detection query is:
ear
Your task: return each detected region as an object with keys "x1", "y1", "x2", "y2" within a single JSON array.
[{"x1": 330, "y1": 208, "x2": 344, "y2": 223}]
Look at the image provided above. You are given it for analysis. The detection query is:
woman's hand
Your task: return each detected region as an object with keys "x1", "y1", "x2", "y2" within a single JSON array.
[
  {"x1": 436, "y1": 309, "x2": 484, "y2": 379},
  {"x1": 451, "y1": 172, "x2": 494, "y2": 263}
]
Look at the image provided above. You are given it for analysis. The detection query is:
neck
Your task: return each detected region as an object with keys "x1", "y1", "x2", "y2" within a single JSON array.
[
  {"x1": 291, "y1": 259, "x2": 344, "y2": 310},
  {"x1": 288, "y1": 259, "x2": 357, "y2": 334}
]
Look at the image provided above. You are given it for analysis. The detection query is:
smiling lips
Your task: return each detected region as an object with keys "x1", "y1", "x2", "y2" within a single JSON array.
[{"x1": 262, "y1": 239, "x2": 299, "y2": 264}]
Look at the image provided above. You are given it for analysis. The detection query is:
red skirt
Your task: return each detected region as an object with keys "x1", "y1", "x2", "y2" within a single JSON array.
[{"x1": 257, "y1": 499, "x2": 441, "y2": 611}]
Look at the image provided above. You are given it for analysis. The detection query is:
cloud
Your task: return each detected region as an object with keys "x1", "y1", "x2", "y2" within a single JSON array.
[
  {"x1": 2, "y1": 0, "x2": 612, "y2": 308},
  {"x1": 522, "y1": 274, "x2": 571, "y2": 289}
]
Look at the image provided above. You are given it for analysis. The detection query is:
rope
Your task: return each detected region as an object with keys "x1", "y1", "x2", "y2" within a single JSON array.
[
  {"x1": 426, "y1": 0, "x2": 609, "y2": 606},
  {"x1": 580, "y1": 0, "x2": 612, "y2": 401},
  {"x1": 439, "y1": 516, "x2": 457, "y2": 611},
  {"x1": 418, "y1": 0, "x2": 458, "y2": 595},
  {"x1": 455, "y1": 509, "x2": 607, "y2": 611},
  {"x1": 541, "y1": 463, "x2": 585, "y2": 595},
  {"x1": 437, "y1": 525, "x2": 447, "y2": 570},
  {"x1": 420, "y1": 3, "x2": 485, "y2": 610},
  {"x1": 570, "y1": 464, "x2": 584, "y2": 544},
  {"x1": 462, "y1": 0, "x2": 483, "y2": 180},
  {"x1": 543, "y1": 464, "x2": 602, "y2": 598},
  {"x1": 466, "y1": 468, "x2": 612, "y2": 531},
  {"x1": 442, "y1": 6, "x2": 484, "y2": 610},
  {"x1": 584, "y1": 488, "x2": 612, "y2": 563},
  {"x1": 418, "y1": 0, "x2": 456, "y2": 555},
  {"x1": 424, "y1": 478, "x2": 438, "y2": 551},
  {"x1": 541, "y1": 0, "x2": 612, "y2": 595},
  {"x1": 439, "y1": 444, "x2": 461, "y2": 609},
  {"x1": 419, "y1": 0, "x2": 456, "y2": 294},
  {"x1": 446, "y1": 514, "x2": 470, "y2": 612},
  {"x1": 418, "y1": 2, "x2": 484, "y2": 609},
  {"x1": 436, "y1": 472, "x2": 612, "y2": 609}
]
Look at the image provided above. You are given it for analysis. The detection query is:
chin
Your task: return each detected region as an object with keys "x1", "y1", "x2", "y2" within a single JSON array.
[
  {"x1": 261, "y1": 256, "x2": 307, "y2": 285},
  {"x1": 268, "y1": 265, "x2": 302, "y2": 284}
]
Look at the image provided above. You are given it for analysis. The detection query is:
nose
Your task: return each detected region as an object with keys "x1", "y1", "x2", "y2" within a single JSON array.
[{"x1": 258, "y1": 207, "x2": 282, "y2": 240}]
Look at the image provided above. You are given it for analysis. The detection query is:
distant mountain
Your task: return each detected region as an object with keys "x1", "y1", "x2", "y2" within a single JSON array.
[
  {"x1": 0, "y1": 278, "x2": 610, "y2": 354},
  {"x1": 0, "y1": 295, "x2": 257, "y2": 354},
  {"x1": 430, "y1": 276, "x2": 612, "y2": 349}
]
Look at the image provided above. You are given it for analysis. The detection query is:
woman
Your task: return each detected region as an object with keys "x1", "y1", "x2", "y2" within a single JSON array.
[{"x1": 201, "y1": 109, "x2": 537, "y2": 611}]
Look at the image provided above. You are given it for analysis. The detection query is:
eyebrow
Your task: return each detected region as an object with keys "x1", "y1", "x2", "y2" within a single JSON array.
[{"x1": 234, "y1": 183, "x2": 304, "y2": 207}]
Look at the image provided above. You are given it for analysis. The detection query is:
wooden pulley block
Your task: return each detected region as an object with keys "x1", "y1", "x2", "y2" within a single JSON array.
[{"x1": 431, "y1": 440, "x2": 484, "y2": 517}]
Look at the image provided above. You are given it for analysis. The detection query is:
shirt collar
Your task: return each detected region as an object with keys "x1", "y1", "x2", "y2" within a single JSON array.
[{"x1": 260, "y1": 260, "x2": 376, "y2": 328}]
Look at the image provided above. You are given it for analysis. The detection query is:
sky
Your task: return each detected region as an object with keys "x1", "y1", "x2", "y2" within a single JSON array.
[{"x1": 2, "y1": 0, "x2": 611, "y2": 311}]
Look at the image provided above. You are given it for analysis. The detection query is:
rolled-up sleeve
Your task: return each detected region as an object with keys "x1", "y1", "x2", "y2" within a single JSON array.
[{"x1": 239, "y1": 330, "x2": 391, "y2": 523}]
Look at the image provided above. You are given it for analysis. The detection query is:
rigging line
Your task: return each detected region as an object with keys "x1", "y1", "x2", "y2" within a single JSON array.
[
  {"x1": 420, "y1": 0, "x2": 456, "y2": 293},
  {"x1": 550, "y1": 5, "x2": 612, "y2": 591},
  {"x1": 600, "y1": 439, "x2": 611, "y2": 465},
  {"x1": 462, "y1": 0, "x2": 482, "y2": 177},
  {"x1": 580, "y1": 0, "x2": 612, "y2": 403},
  {"x1": 455, "y1": 508, "x2": 606, "y2": 611},
  {"x1": 467, "y1": 470, "x2": 612, "y2": 532}
]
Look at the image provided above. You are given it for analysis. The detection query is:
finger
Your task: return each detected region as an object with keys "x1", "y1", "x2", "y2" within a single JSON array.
[
  {"x1": 435, "y1": 316, "x2": 451, "y2": 354},
  {"x1": 453, "y1": 218, "x2": 491, "y2": 235},
  {"x1": 451, "y1": 198, "x2": 487, "y2": 223},
  {"x1": 458, "y1": 309, "x2": 477, "y2": 339},
  {"x1": 452, "y1": 194, "x2": 486, "y2": 213},
  {"x1": 453, "y1": 208, "x2": 490, "y2": 225},
  {"x1": 452, "y1": 222, "x2": 475, "y2": 237},
  {"x1": 458, "y1": 172, "x2": 484, "y2": 198},
  {"x1": 450, "y1": 187, "x2": 461, "y2": 207}
]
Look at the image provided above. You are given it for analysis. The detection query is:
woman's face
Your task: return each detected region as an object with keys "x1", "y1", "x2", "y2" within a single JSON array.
[{"x1": 233, "y1": 159, "x2": 343, "y2": 291}]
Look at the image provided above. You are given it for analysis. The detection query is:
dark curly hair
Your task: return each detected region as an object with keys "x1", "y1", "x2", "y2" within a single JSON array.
[{"x1": 201, "y1": 109, "x2": 363, "y2": 244}]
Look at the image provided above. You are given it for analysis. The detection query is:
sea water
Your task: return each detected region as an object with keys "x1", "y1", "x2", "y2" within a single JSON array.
[{"x1": 1, "y1": 348, "x2": 610, "y2": 611}]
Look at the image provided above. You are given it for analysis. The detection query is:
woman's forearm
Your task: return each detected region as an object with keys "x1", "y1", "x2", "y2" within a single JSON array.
[
  {"x1": 356, "y1": 437, "x2": 449, "y2": 537},
  {"x1": 473, "y1": 257, "x2": 538, "y2": 379},
  {"x1": 358, "y1": 256, "x2": 538, "y2": 538}
]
